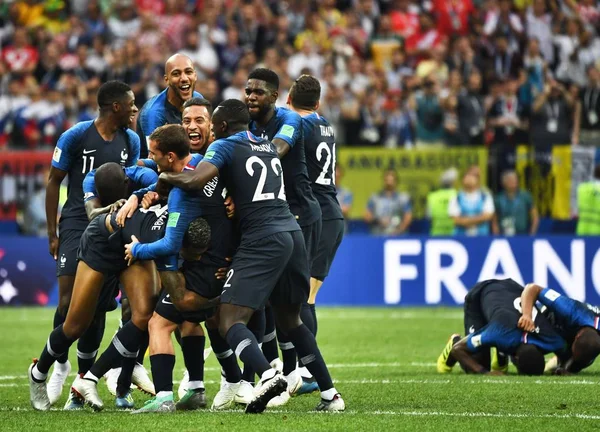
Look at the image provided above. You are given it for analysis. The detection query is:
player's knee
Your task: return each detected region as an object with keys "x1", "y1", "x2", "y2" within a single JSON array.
[
  {"x1": 180, "y1": 321, "x2": 204, "y2": 337},
  {"x1": 63, "y1": 319, "x2": 90, "y2": 340},
  {"x1": 274, "y1": 305, "x2": 302, "y2": 332},
  {"x1": 205, "y1": 314, "x2": 219, "y2": 329},
  {"x1": 148, "y1": 313, "x2": 175, "y2": 335},
  {"x1": 131, "y1": 307, "x2": 154, "y2": 330}
]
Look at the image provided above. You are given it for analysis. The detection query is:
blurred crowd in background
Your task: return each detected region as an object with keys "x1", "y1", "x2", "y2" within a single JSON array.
[
  {"x1": 4, "y1": 0, "x2": 600, "y2": 236},
  {"x1": 2, "y1": 0, "x2": 600, "y2": 152}
]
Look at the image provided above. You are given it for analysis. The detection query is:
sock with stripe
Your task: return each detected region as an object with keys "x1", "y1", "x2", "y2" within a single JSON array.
[
  {"x1": 86, "y1": 321, "x2": 144, "y2": 382},
  {"x1": 242, "y1": 309, "x2": 266, "y2": 382},
  {"x1": 287, "y1": 323, "x2": 334, "y2": 392},
  {"x1": 33, "y1": 324, "x2": 75, "y2": 381},
  {"x1": 261, "y1": 306, "x2": 278, "y2": 363},
  {"x1": 226, "y1": 323, "x2": 271, "y2": 378},
  {"x1": 276, "y1": 327, "x2": 297, "y2": 376},
  {"x1": 207, "y1": 328, "x2": 241, "y2": 383},
  {"x1": 76, "y1": 313, "x2": 105, "y2": 374},
  {"x1": 52, "y1": 309, "x2": 69, "y2": 364}
]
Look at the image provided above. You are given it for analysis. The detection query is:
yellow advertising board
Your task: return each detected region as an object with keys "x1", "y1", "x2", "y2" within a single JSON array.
[{"x1": 337, "y1": 147, "x2": 488, "y2": 220}]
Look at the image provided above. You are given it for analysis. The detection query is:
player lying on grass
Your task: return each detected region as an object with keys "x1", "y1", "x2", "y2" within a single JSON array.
[
  {"x1": 28, "y1": 163, "x2": 210, "y2": 411},
  {"x1": 518, "y1": 283, "x2": 600, "y2": 375},
  {"x1": 120, "y1": 125, "x2": 243, "y2": 413},
  {"x1": 437, "y1": 279, "x2": 567, "y2": 375},
  {"x1": 156, "y1": 99, "x2": 344, "y2": 413}
]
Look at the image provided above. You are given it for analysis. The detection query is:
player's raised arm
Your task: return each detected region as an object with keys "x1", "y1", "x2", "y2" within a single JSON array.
[
  {"x1": 157, "y1": 161, "x2": 219, "y2": 193},
  {"x1": 519, "y1": 283, "x2": 544, "y2": 332}
]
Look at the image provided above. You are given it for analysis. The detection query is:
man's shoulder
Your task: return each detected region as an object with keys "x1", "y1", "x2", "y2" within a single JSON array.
[{"x1": 140, "y1": 90, "x2": 168, "y2": 115}]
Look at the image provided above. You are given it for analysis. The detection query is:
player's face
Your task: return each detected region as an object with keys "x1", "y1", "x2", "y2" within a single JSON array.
[
  {"x1": 182, "y1": 105, "x2": 212, "y2": 153},
  {"x1": 148, "y1": 139, "x2": 173, "y2": 173},
  {"x1": 245, "y1": 79, "x2": 277, "y2": 120},
  {"x1": 165, "y1": 58, "x2": 197, "y2": 103},
  {"x1": 210, "y1": 107, "x2": 227, "y2": 140},
  {"x1": 116, "y1": 91, "x2": 138, "y2": 127}
]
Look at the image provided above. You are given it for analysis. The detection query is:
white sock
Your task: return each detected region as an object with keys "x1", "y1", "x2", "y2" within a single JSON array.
[
  {"x1": 83, "y1": 371, "x2": 99, "y2": 383},
  {"x1": 187, "y1": 380, "x2": 204, "y2": 390},
  {"x1": 31, "y1": 365, "x2": 47, "y2": 382},
  {"x1": 55, "y1": 361, "x2": 69, "y2": 373},
  {"x1": 157, "y1": 391, "x2": 173, "y2": 399},
  {"x1": 321, "y1": 388, "x2": 337, "y2": 400},
  {"x1": 298, "y1": 366, "x2": 312, "y2": 379}
]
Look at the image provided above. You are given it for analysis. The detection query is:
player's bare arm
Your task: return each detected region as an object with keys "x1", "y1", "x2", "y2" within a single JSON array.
[
  {"x1": 157, "y1": 161, "x2": 219, "y2": 193},
  {"x1": 45, "y1": 166, "x2": 67, "y2": 260},
  {"x1": 450, "y1": 338, "x2": 488, "y2": 374},
  {"x1": 518, "y1": 283, "x2": 544, "y2": 333},
  {"x1": 272, "y1": 137, "x2": 291, "y2": 159},
  {"x1": 85, "y1": 198, "x2": 127, "y2": 221}
]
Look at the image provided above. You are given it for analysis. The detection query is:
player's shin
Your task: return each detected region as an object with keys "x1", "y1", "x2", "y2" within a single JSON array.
[
  {"x1": 226, "y1": 323, "x2": 272, "y2": 377},
  {"x1": 208, "y1": 327, "x2": 242, "y2": 383},
  {"x1": 76, "y1": 313, "x2": 105, "y2": 374},
  {"x1": 34, "y1": 325, "x2": 76, "y2": 380},
  {"x1": 262, "y1": 306, "x2": 279, "y2": 363}
]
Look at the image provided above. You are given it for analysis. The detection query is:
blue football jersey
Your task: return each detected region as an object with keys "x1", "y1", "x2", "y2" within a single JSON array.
[
  {"x1": 203, "y1": 130, "x2": 300, "y2": 242},
  {"x1": 249, "y1": 107, "x2": 321, "y2": 226},
  {"x1": 52, "y1": 120, "x2": 140, "y2": 230},
  {"x1": 83, "y1": 165, "x2": 158, "y2": 204}
]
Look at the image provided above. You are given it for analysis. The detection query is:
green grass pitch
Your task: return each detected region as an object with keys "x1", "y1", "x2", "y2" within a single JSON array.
[{"x1": 2, "y1": 307, "x2": 600, "y2": 431}]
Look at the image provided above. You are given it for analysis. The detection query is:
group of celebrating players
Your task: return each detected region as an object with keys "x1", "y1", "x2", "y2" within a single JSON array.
[{"x1": 27, "y1": 53, "x2": 346, "y2": 414}]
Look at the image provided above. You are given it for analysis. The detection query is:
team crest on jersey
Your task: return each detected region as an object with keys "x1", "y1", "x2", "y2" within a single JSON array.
[{"x1": 120, "y1": 149, "x2": 128, "y2": 164}]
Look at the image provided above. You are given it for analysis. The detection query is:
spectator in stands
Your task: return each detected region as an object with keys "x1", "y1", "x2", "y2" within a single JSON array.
[
  {"x1": 493, "y1": 170, "x2": 539, "y2": 235},
  {"x1": 574, "y1": 65, "x2": 600, "y2": 146},
  {"x1": 427, "y1": 168, "x2": 458, "y2": 236},
  {"x1": 576, "y1": 164, "x2": 600, "y2": 235},
  {"x1": 336, "y1": 164, "x2": 353, "y2": 228},
  {"x1": 2, "y1": 26, "x2": 38, "y2": 75},
  {"x1": 530, "y1": 78, "x2": 574, "y2": 174},
  {"x1": 359, "y1": 87, "x2": 386, "y2": 145},
  {"x1": 457, "y1": 70, "x2": 486, "y2": 145},
  {"x1": 21, "y1": 166, "x2": 66, "y2": 237},
  {"x1": 409, "y1": 75, "x2": 445, "y2": 148},
  {"x1": 526, "y1": 0, "x2": 554, "y2": 66},
  {"x1": 107, "y1": 0, "x2": 141, "y2": 44},
  {"x1": 449, "y1": 170, "x2": 495, "y2": 236},
  {"x1": 383, "y1": 89, "x2": 414, "y2": 148},
  {"x1": 364, "y1": 169, "x2": 413, "y2": 235}
]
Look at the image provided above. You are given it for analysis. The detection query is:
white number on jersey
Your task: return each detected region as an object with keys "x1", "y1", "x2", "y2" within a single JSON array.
[
  {"x1": 82, "y1": 155, "x2": 95, "y2": 173},
  {"x1": 513, "y1": 297, "x2": 538, "y2": 322},
  {"x1": 139, "y1": 204, "x2": 168, "y2": 217},
  {"x1": 245, "y1": 156, "x2": 286, "y2": 202},
  {"x1": 315, "y1": 142, "x2": 336, "y2": 186}
]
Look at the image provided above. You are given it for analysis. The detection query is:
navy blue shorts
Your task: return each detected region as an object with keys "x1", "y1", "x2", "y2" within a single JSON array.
[
  {"x1": 221, "y1": 231, "x2": 309, "y2": 310},
  {"x1": 180, "y1": 260, "x2": 223, "y2": 299},
  {"x1": 301, "y1": 219, "x2": 322, "y2": 272},
  {"x1": 57, "y1": 226, "x2": 83, "y2": 277},
  {"x1": 311, "y1": 219, "x2": 344, "y2": 281},
  {"x1": 154, "y1": 290, "x2": 215, "y2": 325}
]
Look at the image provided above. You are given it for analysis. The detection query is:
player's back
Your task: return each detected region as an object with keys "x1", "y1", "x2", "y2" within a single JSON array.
[
  {"x1": 54, "y1": 120, "x2": 135, "y2": 230},
  {"x1": 205, "y1": 131, "x2": 299, "y2": 241},
  {"x1": 112, "y1": 203, "x2": 169, "y2": 248},
  {"x1": 303, "y1": 112, "x2": 343, "y2": 221},
  {"x1": 250, "y1": 107, "x2": 320, "y2": 226},
  {"x1": 184, "y1": 153, "x2": 235, "y2": 267}
]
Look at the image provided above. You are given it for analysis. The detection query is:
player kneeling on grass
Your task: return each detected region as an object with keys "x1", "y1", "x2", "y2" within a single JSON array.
[
  {"x1": 518, "y1": 283, "x2": 600, "y2": 375},
  {"x1": 437, "y1": 279, "x2": 567, "y2": 375},
  {"x1": 28, "y1": 163, "x2": 210, "y2": 411}
]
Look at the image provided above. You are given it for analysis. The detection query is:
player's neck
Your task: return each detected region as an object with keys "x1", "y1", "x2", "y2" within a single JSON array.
[
  {"x1": 167, "y1": 87, "x2": 185, "y2": 112},
  {"x1": 172, "y1": 154, "x2": 193, "y2": 172},
  {"x1": 255, "y1": 107, "x2": 276, "y2": 127},
  {"x1": 292, "y1": 107, "x2": 314, "y2": 117},
  {"x1": 94, "y1": 116, "x2": 119, "y2": 140}
]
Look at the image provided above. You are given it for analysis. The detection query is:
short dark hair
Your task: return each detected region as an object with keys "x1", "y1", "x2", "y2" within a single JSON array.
[
  {"x1": 514, "y1": 344, "x2": 545, "y2": 376},
  {"x1": 183, "y1": 97, "x2": 213, "y2": 115},
  {"x1": 182, "y1": 217, "x2": 211, "y2": 251},
  {"x1": 94, "y1": 162, "x2": 128, "y2": 205},
  {"x1": 248, "y1": 68, "x2": 279, "y2": 91},
  {"x1": 97, "y1": 80, "x2": 131, "y2": 107},
  {"x1": 213, "y1": 99, "x2": 250, "y2": 129},
  {"x1": 570, "y1": 327, "x2": 600, "y2": 372},
  {"x1": 149, "y1": 124, "x2": 190, "y2": 159},
  {"x1": 289, "y1": 75, "x2": 321, "y2": 110}
]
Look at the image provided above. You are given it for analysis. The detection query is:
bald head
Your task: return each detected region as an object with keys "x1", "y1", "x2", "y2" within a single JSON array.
[{"x1": 164, "y1": 53, "x2": 197, "y2": 107}]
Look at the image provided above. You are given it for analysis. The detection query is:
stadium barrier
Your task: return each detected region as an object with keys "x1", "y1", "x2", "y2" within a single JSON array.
[{"x1": 1, "y1": 235, "x2": 599, "y2": 307}]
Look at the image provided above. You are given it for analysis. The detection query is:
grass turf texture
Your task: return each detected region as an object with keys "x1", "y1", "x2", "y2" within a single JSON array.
[{"x1": 1, "y1": 307, "x2": 600, "y2": 431}]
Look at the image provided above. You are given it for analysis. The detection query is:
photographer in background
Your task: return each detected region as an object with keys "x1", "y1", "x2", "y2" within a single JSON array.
[
  {"x1": 409, "y1": 75, "x2": 445, "y2": 148},
  {"x1": 573, "y1": 65, "x2": 600, "y2": 147}
]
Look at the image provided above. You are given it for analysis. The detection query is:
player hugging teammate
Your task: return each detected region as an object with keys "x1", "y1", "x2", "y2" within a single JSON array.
[{"x1": 28, "y1": 57, "x2": 346, "y2": 414}]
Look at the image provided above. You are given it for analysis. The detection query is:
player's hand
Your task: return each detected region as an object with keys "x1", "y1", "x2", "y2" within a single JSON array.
[
  {"x1": 124, "y1": 235, "x2": 139, "y2": 266},
  {"x1": 109, "y1": 199, "x2": 127, "y2": 214},
  {"x1": 518, "y1": 315, "x2": 536, "y2": 333},
  {"x1": 142, "y1": 191, "x2": 160, "y2": 209},
  {"x1": 224, "y1": 196, "x2": 235, "y2": 219},
  {"x1": 116, "y1": 195, "x2": 139, "y2": 227},
  {"x1": 156, "y1": 174, "x2": 172, "y2": 197},
  {"x1": 215, "y1": 257, "x2": 232, "y2": 280},
  {"x1": 48, "y1": 234, "x2": 59, "y2": 260}
]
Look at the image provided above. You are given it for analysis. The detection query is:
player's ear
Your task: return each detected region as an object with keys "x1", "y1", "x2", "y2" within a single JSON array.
[
  {"x1": 112, "y1": 101, "x2": 120, "y2": 113},
  {"x1": 314, "y1": 100, "x2": 320, "y2": 111}
]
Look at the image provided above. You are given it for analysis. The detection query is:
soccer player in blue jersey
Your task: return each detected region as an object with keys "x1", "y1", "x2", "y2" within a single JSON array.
[
  {"x1": 519, "y1": 283, "x2": 600, "y2": 374},
  {"x1": 245, "y1": 68, "x2": 322, "y2": 404},
  {"x1": 44, "y1": 81, "x2": 141, "y2": 408},
  {"x1": 136, "y1": 54, "x2": 202, "y2": 158},
  {"x1": 287, "y1": 75, "x2": 345, "y2": 394},
  {"x1": 29, "y1": 163, "x2": 211, "y2": 411},
  {"x1": 442, "y1": 279, "x2": 567, "y2": 375},
  {"x1": 156, "y1": 99, "x2": 345, "y2": 413}
]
